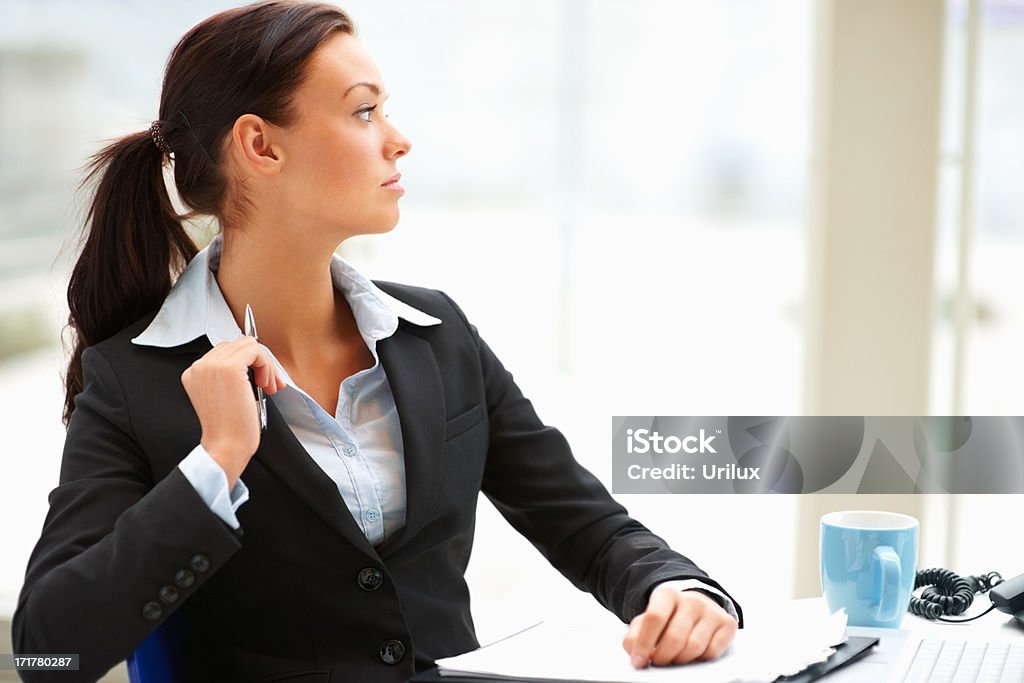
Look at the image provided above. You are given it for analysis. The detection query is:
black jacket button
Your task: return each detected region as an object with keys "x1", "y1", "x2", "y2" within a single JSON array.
[
  {"x1": 357, "y1": 567, "x2": 383, "y2": 591},
  {"x1": 142, "y1": 601, "x2": 163, "y2": 621},
  {"x1": 158, "y1": 585, "x2": 179, "y2": 604},
  {"x1": 379, "y1": 639, "x2": 405, "y2": 665},
  {"x1": 174, "y1": 569, "x2": 195, "y2": 588},
  {"x1": 190, "y1": 554, "x2": 211, "y2": 573}
]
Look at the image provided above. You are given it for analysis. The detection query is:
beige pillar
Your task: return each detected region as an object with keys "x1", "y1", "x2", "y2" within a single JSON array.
[
  {"x1": 795, "y1": 0, "x2": 944, "y2": 598},
  {"x1": 802, "y1": 0, "x2": 943, "y2": 415}
]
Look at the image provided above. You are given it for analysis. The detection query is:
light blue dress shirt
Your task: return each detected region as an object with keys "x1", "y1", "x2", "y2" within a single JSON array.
[
  {"x1": 130, "y1": 233, "x2": 738, "y2": 620},
  {"x1": 131, "y1": 233, "x2": 441, "y2": 546}
]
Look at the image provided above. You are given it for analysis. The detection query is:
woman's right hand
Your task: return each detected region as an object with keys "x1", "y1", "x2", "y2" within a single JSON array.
[{"x1": 181, "y1": 337, "x2": 287, "y2": 488}]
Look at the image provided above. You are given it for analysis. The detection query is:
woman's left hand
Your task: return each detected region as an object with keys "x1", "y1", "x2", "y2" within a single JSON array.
[{"x1": 622, "y1": 586, "x2": 738, "y2": 668}]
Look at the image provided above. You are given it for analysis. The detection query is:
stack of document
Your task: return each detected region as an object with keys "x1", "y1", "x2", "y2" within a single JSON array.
[{"x1": 435, "y1": 607, "x2": 850, "y2": 683}]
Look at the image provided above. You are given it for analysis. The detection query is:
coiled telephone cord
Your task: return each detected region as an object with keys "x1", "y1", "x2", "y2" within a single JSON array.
[{"x1": 909, "y1": 568, "x2": 1003, "y2": 623}]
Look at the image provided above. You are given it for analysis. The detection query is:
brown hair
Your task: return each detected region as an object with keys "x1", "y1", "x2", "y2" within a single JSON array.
[{"x1": 62, "y1": 0, "x2": 356, "y2": 426}]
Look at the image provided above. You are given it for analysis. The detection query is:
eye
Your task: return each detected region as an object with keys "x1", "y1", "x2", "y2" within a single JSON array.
[{"x1": 360, "y1": 105, "x2": 391, "y2": 123}]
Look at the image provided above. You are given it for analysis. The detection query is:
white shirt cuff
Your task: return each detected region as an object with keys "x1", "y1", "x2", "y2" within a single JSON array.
[
  {"x1": 177, "y1": 444, "x2": 249, "y2": 530},
  {"x1": 656, "y1": 579, "x2": 740, "y2": 623}
]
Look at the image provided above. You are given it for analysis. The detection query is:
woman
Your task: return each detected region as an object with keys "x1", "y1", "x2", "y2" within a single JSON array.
[{"x1": 13, "y1": 2, "x2": 742, "y2": 681}]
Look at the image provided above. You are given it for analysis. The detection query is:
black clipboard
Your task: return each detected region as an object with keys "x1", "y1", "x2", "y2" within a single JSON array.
[
  {"x1": 775, "y1": 635, "x2": 880, "y2": 682},
  {"x1": 408, "y1": 635, "x2": 880, "y2": 683}
]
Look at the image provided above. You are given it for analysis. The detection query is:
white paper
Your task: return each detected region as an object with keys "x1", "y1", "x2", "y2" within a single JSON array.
[{"x1": 435, "y1": 607, "x2": 848, "y2": 683}]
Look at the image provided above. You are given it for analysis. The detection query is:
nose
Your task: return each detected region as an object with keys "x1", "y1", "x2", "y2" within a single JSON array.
[{"x1": 384, "y1": 118, "x2": 412, "y2": 159}]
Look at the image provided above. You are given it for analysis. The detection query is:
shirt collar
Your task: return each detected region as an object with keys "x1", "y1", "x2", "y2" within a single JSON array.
[{"x1": 131, "y1": 233, "x2": 441, "y2": 349}]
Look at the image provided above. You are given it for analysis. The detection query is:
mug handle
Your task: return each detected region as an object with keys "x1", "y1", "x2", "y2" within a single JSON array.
[{"x1": 873, "y1": 545, "x2": 902, "y2": 622}]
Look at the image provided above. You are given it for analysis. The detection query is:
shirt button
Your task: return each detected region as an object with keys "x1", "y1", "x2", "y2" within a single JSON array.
[
  {"x1": 174, "y1": 570, "x2": 195, "y2": 588},
  {"x1": 357, "y1": 567, "x2": 383, "y2": 591},
  {"x1": 364, "y1": 508, "x2": 380, "y2": 523},
  {"x1": 158, "y1": 585, "x2": 179, "y2": 604},
  {"x1": 379, "y1": 639, "x2": 406, "y2": 665},
  {"x1": 343, "y1": 445, "x2": 357, "y2": 456},
  {"x1": 142, "y1": 601, "x2": 163, "y2": 621},
  {"x1": 190, "y1": 554, "x2": 211, "y2": 573}
]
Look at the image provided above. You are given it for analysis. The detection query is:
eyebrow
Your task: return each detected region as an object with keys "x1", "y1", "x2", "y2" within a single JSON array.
[{"x1": 344, "y1": 82, "x2": 389, "y2": 99}]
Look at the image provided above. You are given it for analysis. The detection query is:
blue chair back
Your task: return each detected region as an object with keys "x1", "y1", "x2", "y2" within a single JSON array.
[{"x1": 126, "y1": 610, "x2": 189, "y2": 683}]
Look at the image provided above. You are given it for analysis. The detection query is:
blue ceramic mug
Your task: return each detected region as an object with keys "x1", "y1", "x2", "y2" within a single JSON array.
[{"x1": 820, "y1": 510, "x2": 919, "y2": 628}]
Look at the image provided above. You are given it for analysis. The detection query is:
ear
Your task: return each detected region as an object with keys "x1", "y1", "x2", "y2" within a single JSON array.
[{"x1": 230, "y1": 114, "x2": 284, "y2": 176}]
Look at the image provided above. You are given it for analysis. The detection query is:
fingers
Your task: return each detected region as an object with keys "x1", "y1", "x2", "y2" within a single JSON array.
[
  {"x1": 622, "y1": 588, "x2": 738, "y2": 668},
  {"x1": 178, "y1": 339, "x2": 285, "y2": 398},
  {"x1": 255, "y1": 351, "x2": 287, "y2": 395},
  {"x1": 220, "y1": 338, "x2": 287, "y2": 394},
  {"x1": 252, "y1": 353, "x2": 277, "y2": 393},
  {"x1": 254, "y1": 349, "x2": 287, "y2": 394},
  {"x1": 626, "y1": 586, "x2": 678, "y2": 668},
  {"x1": 664, "y1": 617, "x2": 713, "y2": 665},
  {"x1": 698, "y1": 618, "x2": 738, "y2": 661}
]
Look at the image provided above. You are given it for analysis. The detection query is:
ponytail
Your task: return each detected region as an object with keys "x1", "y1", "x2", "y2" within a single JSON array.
[{"x1": 62, "y1": 130, "x2": 197, "y2": 427}]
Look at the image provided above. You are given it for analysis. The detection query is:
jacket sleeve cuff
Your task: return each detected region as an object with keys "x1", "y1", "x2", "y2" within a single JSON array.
[
  {"x1": 177, "y1": 444, "x2": 250, "y2": 530},
  {"x1": 654, "y1": 579, "x2": 740, "y2": 623}
]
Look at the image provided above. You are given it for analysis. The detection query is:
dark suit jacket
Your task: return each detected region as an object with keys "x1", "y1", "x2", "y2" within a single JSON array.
[{"x1": 12, "y1": 283, "x2": 743, "y2": 683}]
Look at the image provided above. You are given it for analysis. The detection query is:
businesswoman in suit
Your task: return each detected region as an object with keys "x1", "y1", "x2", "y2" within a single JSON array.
[{"x1": 13, "y1": 2, "x2": 742, "y2": 681}]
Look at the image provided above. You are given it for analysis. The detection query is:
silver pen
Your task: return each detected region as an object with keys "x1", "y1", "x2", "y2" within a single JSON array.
[{"x1": 244, "y1": 304, "x2": 268, "y2": 431}]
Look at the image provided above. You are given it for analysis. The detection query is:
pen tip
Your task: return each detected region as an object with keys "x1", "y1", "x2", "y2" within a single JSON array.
[{"x1": 243, "y1": 304, "x2": 255, "y2": 337}]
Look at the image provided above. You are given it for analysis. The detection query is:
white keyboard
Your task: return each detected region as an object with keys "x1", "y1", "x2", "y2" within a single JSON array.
[{"x1": 902, "y1": 639, "x2": 1024, "y2": 682}]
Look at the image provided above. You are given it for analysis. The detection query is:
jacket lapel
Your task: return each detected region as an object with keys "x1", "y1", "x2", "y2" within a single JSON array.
[
  {"x1": 375, "y1": 322, "x2": 445, "y2": 559},
  {"x1": 171, "y1": 336, "x2": 376, "y2": 556},
  {"x1": 254, "y1": 397, "x2": 376, "y2": 555},
  {"x1": 170, "y1": 335, "x2": 215, "y2": 358}
]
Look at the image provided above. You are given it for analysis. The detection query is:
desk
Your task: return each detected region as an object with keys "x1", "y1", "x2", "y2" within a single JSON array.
[
  {"x1": 792, "y1": 597, "x2": 1024, "y2": 682},
  {"x1": 412, "y1": 598, "x2": 1024, "y2": 683}
]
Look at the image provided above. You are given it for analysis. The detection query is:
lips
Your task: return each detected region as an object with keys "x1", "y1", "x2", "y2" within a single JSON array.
[{"x1": 381, "y1": 172, "x2": 404, "y2": 193}]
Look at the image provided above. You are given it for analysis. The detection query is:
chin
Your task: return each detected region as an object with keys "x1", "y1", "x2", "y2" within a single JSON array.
[
  {"x1": 372, "y1": 215, "x2": 400, "y2": 234},
  {"x1": 376, "y1": 208, "x2": 402, "y2": 233}
]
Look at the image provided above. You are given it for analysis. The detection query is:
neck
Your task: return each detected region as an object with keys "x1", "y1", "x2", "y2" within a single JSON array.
[{"x1": 215, "y1": 230, "x2": 354, "y2": 367}]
